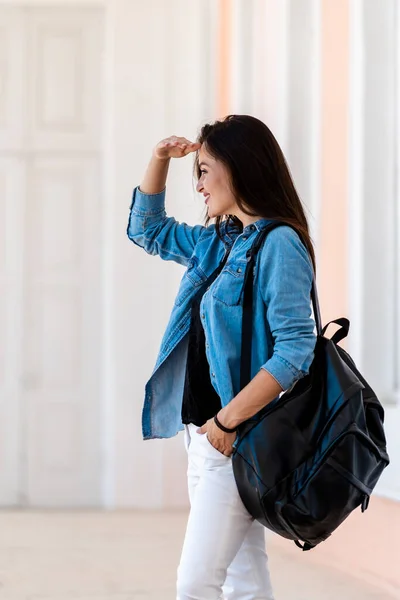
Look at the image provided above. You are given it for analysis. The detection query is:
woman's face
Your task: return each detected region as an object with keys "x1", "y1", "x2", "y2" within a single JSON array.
[{"x1": 196, "y1": 146, "x2": 238, "y2": 219}]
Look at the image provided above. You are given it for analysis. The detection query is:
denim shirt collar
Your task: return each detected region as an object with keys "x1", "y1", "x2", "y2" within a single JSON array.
[{"x1": 220, "y1": 217, "x2": 277, "y2": 248}]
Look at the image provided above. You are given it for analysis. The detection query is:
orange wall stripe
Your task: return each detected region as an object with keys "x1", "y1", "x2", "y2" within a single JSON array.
[
  {"x1": 217, "y1": 0, "x2": 232, "y2": 118},
  {"x1": 319, "y1": 0, "x2": 350, "y2": 325}
]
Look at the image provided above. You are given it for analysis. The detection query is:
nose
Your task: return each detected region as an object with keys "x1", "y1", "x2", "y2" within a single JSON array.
[{"x1": 196, "y1": 178, "x2": 203, "y2": 193}]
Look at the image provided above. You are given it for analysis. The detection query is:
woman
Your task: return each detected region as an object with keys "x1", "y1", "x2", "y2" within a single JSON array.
[{"x1": 127, "y1": 115, "x2": 317, "y2": 600}]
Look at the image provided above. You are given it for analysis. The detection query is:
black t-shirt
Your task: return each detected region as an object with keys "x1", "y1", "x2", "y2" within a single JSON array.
[{"x1": 181, "y1": 258, "x2": 228, "y2": 427}]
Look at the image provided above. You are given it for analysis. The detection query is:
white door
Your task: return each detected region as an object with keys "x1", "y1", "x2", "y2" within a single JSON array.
[{"x1": 0, "y1": 5, "x2": 104, "y2": 506}]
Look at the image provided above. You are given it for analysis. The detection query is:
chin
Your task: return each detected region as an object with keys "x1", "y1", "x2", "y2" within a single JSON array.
[{"x1": 207, "y1": 208, "x2": 223, "y2": 219}]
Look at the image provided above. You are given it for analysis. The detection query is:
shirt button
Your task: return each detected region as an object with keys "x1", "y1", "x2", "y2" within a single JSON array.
[
  {"x1": 237, "y1": 267, "x2": 242, "y2": 273},
  {"x1": 242, "y1": 236, "x2": 247, "y2": 241},
  {"x1": 212, "y1": 373, "x2": 215, "y2": 378},
  {"x1": 201, "y1": 313, "x2": 205, "y2": 319}
]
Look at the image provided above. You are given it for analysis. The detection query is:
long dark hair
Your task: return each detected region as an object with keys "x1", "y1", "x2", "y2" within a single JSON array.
[{"x1": 194, "y1": 115, "x2": 316, "y2": 273}]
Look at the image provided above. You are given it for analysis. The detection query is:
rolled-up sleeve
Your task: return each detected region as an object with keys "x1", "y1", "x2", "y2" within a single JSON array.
[
  {"x1": 127, "y1": 186, "x2": 205, "y2": 266},
  {"x1": 129, "y1": 185, "x2": 167, "y2": 215},
  {"x1": 259, "y1": 227, "x2": 317, "y2": 391}
]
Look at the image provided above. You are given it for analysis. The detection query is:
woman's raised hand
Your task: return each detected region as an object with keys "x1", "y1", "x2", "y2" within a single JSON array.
[
  {"x1": 140, "y1": 136, "x2": 200, "y2": 194},
  {"x1": 154, "y1": 136, "x2": 201, "y2": 160}
]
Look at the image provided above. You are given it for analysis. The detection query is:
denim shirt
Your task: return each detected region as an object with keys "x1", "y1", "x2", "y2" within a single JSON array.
[{"x1": 127, "y1": 187, "x2": 316, "y2": 440}]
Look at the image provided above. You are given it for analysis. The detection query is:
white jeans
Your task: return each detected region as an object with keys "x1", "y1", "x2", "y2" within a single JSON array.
[{"x1": 176, "y1": 424, "x2": 274, "y2": 600}]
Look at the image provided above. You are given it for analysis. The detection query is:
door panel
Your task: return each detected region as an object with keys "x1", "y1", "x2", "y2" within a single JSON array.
[
  {"x1": 23, "y1": 157, "x2": 102, "y2": 506},
  {"x1": 0, "y1": 7, "x2": 25, "y2": 152},
  {"x1": 0, "y1": 4, "x2": 103, "y2": 507},
  {"x1": 26, "y1": 7, "x2": 103, "y2": 153},
  {"x1": 0, "y1": 158, "x2": 25, "y2": 505}
]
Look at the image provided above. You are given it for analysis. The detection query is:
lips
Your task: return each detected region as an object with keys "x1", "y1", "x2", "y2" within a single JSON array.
[{"x1": 204, "y1": 194, "x2": 210, "y2": 204}]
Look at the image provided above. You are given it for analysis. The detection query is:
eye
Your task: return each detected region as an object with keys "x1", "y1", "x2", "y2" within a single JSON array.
[{"x1": 200, "y1": 169, "x2": 208, "y2": 175}]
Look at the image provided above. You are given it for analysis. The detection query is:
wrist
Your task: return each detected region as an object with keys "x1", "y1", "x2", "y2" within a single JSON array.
[
  {"x1": 151, "y1": 152, "x2": 171, "y2": 163},
  {"x1": 215, "y1": 411, "x2": 240, "y2": 433},
  {"x1": 219, "y1": 407, "x2": 241, "y2": 428}
]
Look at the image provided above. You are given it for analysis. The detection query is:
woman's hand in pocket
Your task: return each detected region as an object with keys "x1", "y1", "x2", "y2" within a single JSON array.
[{"x1": 197, "y1": 418, "x2": 236, "y2": 457}]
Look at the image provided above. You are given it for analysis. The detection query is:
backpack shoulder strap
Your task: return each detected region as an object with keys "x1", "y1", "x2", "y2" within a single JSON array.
[
  {"x1": 240, "y1": 221, "x2": 322, "y2": 391},
  {"x1": 240, "y1": 222, "x2": 285, "y2": 390}
]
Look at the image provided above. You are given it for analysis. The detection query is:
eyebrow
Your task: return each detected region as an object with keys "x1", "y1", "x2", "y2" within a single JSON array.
[{"x1": 198, "y1": 161, "x2": 210, "y2": 168}]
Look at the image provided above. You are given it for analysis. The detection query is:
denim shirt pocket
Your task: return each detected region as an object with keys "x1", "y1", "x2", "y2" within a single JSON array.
[
  {"x1": 211, "y1": 259, "x2": 247, "y2": 306},
  {"x1": 174, "y1": 256, "x2": 208, "y2": 307}
]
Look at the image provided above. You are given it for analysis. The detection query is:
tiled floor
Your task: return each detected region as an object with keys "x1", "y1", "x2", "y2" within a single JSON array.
[{"x1": 0, "y1": 510, "x2": 397, "y2": 599}]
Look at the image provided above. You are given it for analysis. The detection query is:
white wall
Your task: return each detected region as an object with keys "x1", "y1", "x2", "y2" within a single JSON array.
[{"x1": 108, "y1": 0, "x2": 218, "y2": 508}]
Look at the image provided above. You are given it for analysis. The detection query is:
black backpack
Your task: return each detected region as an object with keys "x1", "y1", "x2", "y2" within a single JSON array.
[{"x1": 232, "y1": 222, "x2": 390, "y2": 550}]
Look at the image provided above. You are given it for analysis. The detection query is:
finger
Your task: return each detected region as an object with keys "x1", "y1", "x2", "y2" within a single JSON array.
[
  {"x1": 168, "y1": 136, "x2": 185, "y2": 145},
  {"x1": 183, "y1": 145, "x2": 199, "y2": 155},
  {"x1": 176, "y1": 137, "x2": 199, "y2": 148}
]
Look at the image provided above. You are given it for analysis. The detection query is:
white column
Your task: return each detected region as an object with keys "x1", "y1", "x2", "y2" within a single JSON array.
[
  {"x1": 286, "y1": 0, "x2": 321, "y2": 248},
  {"x1": 352, "y1": 0, "x2": 397, "y2": 401},
  {"x1": 395, "y1": 0, "x2": 400, "y2": 404},
  {"x1": 348, "y1": 0, "x2": 365, "y2": 369},
  {"x1": 348, "y1": 0, "x2": 400, "y2": 501},
  {"x1": 264, "y1": 0, "x2": 290, "y2": 154},
  {"x1": 230, "y1": 0, "x2": 254, "y2": 114}
]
